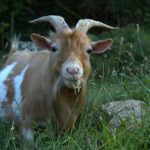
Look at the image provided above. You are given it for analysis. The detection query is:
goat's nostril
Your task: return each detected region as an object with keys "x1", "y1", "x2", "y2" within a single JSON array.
[
  {"x1": 66, "y1": 67, "x2": 79, "y2": 75},
  {"x1": 66, "y1": 67, "x2": 69, "y2": 72}
]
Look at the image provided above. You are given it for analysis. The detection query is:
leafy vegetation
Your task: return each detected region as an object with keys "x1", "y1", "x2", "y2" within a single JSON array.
[
  {"x1": 0, "y1": 0, "x2": 150, "y2": 50},
  {"x1": 0, "y1": 24, "x2": 149, "y2": 149}
]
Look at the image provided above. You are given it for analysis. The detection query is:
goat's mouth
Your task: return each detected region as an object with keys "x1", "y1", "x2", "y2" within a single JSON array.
[{"x1": 62, "y1": 76, "x2": 82, "y2": 90}]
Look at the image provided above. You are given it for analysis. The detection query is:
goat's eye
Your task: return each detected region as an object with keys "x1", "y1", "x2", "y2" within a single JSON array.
[
  {"x1": 51, "y1": 45, "x2": 58, "y2": 52},
  {"x1": 86, "y1": 48, "x2": 92, "y2": 54}
]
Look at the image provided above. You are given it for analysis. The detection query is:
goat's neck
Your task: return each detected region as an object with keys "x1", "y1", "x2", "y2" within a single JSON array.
[{"x1": 52, "y1": 76, "x2": 86, "y2": 130}]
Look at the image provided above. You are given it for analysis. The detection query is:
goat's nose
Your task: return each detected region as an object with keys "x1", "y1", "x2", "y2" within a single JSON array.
[{"x1": 66, "y1": 67, "x2": 80, "y2": 75}]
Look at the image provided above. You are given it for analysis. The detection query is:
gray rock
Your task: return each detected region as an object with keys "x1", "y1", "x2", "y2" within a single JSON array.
[
  {"x1": 100, "y1": 100, "x2": 150, "y2": 131},
  {"x1": 11, "y1": 35, "x2": 38, "y2": 52},
  {"x1": 18, "y1": 41, "x2": 38, "y2": 52}
]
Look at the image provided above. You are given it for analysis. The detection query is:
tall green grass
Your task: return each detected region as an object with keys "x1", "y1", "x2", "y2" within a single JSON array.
[{"x1": 0, "y1": 24, "x2": 150, "y2": 150}]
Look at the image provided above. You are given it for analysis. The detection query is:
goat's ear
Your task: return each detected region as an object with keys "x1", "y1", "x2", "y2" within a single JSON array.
[
  {"x1": 31, "y1": 33, "x2": 51, "y2": 50},
  {"x1": 91, "y1": 39, "x2": 113, "y2": 54}
]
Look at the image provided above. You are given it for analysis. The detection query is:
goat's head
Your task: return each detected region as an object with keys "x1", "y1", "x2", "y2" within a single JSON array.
[{"x1": 30, "y1": 15, "x2": 117, "y2": 89}]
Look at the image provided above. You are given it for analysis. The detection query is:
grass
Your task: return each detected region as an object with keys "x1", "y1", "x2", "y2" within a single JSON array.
[{"x1": 0, "y1": 24, "x2": 150, "y2": 150}]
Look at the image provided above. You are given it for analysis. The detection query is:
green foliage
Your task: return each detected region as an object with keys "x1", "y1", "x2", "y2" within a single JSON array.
[
  {"x1": 0, "y1": 74, "x2": 150, "y2": 149},
  {"x1": 90, "y1": 24, "x2": 150, "y2": 78},
  {"x1": 0, "y1": 22, "x2": 9, "y2": 33},
  {"x1": 0, "y1": 1, "x2": 150, "y2": 148},
  {"x1": 0, "y1": 25, "x2": 149, "y2": 150},
  {"x1": 0, "y1": 0, "x2": 150, "y2": 50}
]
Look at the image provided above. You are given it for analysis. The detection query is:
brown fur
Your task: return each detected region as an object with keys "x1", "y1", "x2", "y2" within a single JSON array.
[
  {"x1": 20, "y1": 30, "x2": 91, "y2": 131},
  {"x1": 2, "y1": 30, "x2": 92, "y2": 139}
]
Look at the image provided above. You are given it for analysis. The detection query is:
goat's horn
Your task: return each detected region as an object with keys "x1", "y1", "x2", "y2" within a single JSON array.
[
  {"x1": 30, "y1": 15, "x2": 69, "y2": 32},
  {"x1": 76, "y1": 19, "x2": 118, "y2": 33}
]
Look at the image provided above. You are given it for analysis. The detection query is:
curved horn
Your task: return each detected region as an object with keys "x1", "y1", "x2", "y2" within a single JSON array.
[
  {"x1": 30, "y1": 15, "x2": 69, "y2": 32},
  {"x1": 76, "y1": 19, "x2": 118, "y2": 33}
]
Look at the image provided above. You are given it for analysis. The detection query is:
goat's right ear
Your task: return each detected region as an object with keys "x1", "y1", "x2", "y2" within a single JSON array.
[{"x1": 31, "y1": 33, "x2": 51, "y2": 50}]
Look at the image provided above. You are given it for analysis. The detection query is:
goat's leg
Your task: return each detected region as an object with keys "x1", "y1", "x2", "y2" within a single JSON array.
[{"x1": 21, "y1": 115, "x2": 33, "y2": 141}]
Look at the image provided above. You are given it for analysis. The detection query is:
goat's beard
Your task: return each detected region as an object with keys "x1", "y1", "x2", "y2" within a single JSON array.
[
  {"x1": 56, "y1": 75, "x2": 83, "y2": 89},
  {"x1": 63, "y1": 78, "x2": 82, "y2": 90},
  {"x1": 52, "y1": 76, "x2": 83, "y2": 98}
]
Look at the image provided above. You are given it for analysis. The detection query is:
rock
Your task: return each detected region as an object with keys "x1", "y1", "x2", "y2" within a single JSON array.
[
  {"x1": 18, "y1": 41, "x2": 38, "y2": 51},
  {"x1": 100, "y1": 100, "x2": 150, "y2": 131}
]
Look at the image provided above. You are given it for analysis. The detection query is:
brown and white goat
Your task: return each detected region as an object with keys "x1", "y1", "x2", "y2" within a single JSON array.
[{"x1": 0, "y1": 15, "x2": 116, "y2": 141}]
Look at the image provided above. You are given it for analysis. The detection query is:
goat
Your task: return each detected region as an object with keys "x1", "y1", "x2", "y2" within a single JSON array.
[{"x1": 0, "y1": 15, "x2": 116, "y2": 141}]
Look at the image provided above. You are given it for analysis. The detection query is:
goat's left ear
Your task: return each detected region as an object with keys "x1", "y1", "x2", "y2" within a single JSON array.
[
  {"x1": 91, "y1": 39, "x2": 113, "y2": 54},
  {"x1": 31, "y1": 33, "x2": 51, "y2": 50}
]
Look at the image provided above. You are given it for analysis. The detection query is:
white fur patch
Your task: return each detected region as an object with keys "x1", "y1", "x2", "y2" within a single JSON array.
[
  {"x1": 62, "y1": 58, "x2": 83, "y2": 80},
  {"x1": 0, "y1": 62, "x2": 17, "y2": 102},
  {"x1": 22, "y1": 128, "x2": 33, "y2": 141},
  {"x1": 61, "y1": 57, "x2": 83, "y2": 89},
  {"x1": 0, "y1": 62, "x2": 17, "y2": 119},
  {"x1": 12, "y1": 65, "x2": 29, "y2": 119}
]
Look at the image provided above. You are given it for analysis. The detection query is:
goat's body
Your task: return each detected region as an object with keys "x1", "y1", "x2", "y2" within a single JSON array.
[
  {"x1": 0, "y1": 50, "x2": 84, "y2": 138},
  {"x1": 0, "y1": 15, "x2": 115, "y2": 141}
]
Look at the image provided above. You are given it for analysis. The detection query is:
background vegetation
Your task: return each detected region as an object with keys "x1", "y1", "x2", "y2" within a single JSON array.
[
  {"x1": 0, "y1": 0, "x2": 150, "y2": 49},
  {"x1": 0, "y1": 0, "x2": 150, "y2": 149}
]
